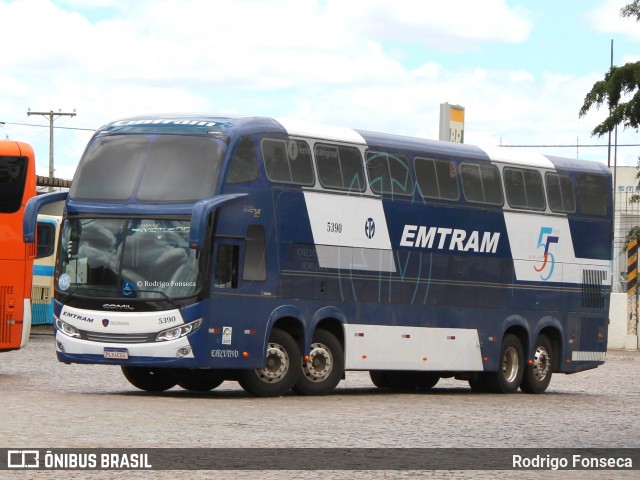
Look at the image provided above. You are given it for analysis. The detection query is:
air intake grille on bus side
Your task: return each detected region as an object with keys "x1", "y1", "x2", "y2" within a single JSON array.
[
  {"x1": 582, "y1": 269, "x2": 607, "y2": 310},
  {"x1": 0, "y1": 285, "x2": 14, "y2": 343}
]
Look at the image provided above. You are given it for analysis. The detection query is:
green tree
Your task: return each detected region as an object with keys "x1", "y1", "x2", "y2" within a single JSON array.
[{"x1": 579, "y1": 0, "x2": 640, "y2": 136}]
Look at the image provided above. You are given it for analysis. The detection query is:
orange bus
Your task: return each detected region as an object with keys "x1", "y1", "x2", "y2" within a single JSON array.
[{"x1": 0, "y1": 140, "x2": 36, "y2": 352}]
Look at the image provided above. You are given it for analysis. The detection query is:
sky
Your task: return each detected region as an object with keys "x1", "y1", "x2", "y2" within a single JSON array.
[{"x1": 1, "y1": 0, "x2": 639, "y2": 180}]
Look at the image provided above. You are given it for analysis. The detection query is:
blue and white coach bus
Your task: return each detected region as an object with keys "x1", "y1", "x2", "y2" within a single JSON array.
[{"x1": 24, "y1": 114, "x2": 612, "y2": 397}]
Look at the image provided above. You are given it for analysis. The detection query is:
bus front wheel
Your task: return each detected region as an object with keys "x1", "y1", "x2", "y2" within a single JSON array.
[
  {"x1": 238, "y1": 328, "x2": 301, "y2": 397},
  {"x1": 520, "y1": 334, "x2": 553, "y2": 394},
  {"x1": 293, "y1": 329, "x2": 344, "y2": 395},
  {"x1": 121, "y1": 366, "x2": 178, "y2": 392},
  {"x1": 176, "y1": 369, "x2": 225, "y2": 392}
]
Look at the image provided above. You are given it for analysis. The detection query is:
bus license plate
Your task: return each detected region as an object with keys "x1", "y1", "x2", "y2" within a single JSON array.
[{"x1": 104, "y1": 348, "x2": 129, "y2": 360}]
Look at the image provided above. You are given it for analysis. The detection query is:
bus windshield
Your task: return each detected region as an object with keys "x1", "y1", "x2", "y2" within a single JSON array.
[
  {"x1": 57, "y1": 218, "x2": 202, "y2": 299},
  {"x1": 69, "y1": 134, "x2": 226, "y2": 202}
]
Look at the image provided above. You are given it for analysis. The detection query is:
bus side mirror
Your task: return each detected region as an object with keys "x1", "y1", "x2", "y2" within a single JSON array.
[
  {"x1": 189, "y1": 193, "x2": 248, "y2": 249},
  {"x1": 23, "y1": 192, "x2": 68, "y2": 243}
]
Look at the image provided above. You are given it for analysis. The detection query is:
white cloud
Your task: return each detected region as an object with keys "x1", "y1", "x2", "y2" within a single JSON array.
[
  {"x1": 0, "y1": 0, "x2": 629, "y2": 179},
  {"x1": 587, "y1": 0, "x2": 640, "y2": 41}
]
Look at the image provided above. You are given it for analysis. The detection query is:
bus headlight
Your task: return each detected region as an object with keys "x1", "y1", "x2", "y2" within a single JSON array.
[
  {"x1": 156, "y1": 319, "x2": 202, "y2": 342},
  {"x1": 55, "y1": 317, "x2": 80, "y2": 338}
]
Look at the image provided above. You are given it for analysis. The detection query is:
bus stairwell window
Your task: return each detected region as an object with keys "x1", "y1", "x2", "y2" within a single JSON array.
[{"x1": 215, "y1": 245, "x2": 238, "y2": 288}]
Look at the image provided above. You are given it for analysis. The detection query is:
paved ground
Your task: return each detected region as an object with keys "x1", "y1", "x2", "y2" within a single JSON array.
[{"x1": 1, "y1": 326, "x2": 639, "y2": 479}]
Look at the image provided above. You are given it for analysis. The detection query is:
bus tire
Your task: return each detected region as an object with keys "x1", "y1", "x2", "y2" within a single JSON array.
[
  {"x1": 369, "y1": 371, "x2": 391, "y2": 388},
  {"x1": 176, "y1": 370, "x2": 225, "y2": 392},
  {"x1": 520, "y1": 334, "x2": 553, "y2": 394},
  {"x1": 121, "y1": 366, "x2": 178, "y2": 392},
  {"x1": 386, "y1": 371, "x2": 439, "y2": 390},
  {"x1": 468, "y1": 374, "x2": 489, "y2": 393},
  {"x1": 238, "y1": 328, "x2": 300, "y2": 397},
  {"x1": 484, "y1": 333, "x2": 524, "y2": 393},
  {"x1": 414, "y1": 372, "x2": 439, "y2": 390},
  {"x1": 293, "y1": 329, "x2": 344, "y2": 396}
]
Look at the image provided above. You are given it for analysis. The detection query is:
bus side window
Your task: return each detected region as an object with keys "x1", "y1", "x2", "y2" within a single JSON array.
[
  {"x1": 461, "y1": 163, "x2": 504, "y2": 206},
  {"x1": 546, "y1": 173, "x2": 576, "y2": 213},
  {"x1": 214, "y1": 244, "x2": 238, "y2": 288},
  {"x1": 415, "y1": 157, "x2": 460, "y2": 201},
  {"x1": 576, "y1": 173, "x2": 608, "y2": 216},
  {"x1": 36, "y1": 222, "x2": 55, "y2": 259},
  {"x1": 262, "y1": 138, "x2": 314, "y2": 185},
  {"x1": 243, "y1": 225, "x2": 266, "y2": 282},
  {"x1": 226, "y1": 137, "x2": 258, "y2": 184},
  {"x1": 366, "y1": 151, "x2": 413, "y2": 197},
  {"x1": 503, "y1": 167, "x2": 545, "y2": 211},
  {"x1": 315, "y1": 143, "x2": 365, "y2": 193}
]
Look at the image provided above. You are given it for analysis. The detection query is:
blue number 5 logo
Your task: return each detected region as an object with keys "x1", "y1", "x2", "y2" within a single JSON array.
[{"x1": 534, "y1": 227, "x2": 559, "y2": 281}]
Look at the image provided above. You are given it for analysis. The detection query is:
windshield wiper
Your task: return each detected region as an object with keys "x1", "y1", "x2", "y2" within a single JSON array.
[{"x1": 131, "y1": 289, "x2": 180, "y2": 309}]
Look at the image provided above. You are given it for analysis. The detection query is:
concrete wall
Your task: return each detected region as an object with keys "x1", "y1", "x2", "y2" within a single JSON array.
[{"x1": 609, "y1": 292, "x2": 639, "y2": 351}]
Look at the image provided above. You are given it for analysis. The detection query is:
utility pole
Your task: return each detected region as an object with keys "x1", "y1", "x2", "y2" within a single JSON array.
[{"x1": 27, "y1": 108, "x2": 76, "y2": 191}]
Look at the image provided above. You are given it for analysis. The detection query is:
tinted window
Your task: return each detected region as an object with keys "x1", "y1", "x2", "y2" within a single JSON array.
[
  {"x1": 460, "y1": 163, "x2": 503, "y2": 205},
  {"x1": 137, "y1": 136, "x2": 224, "y2": 202},
  {"x1": 71, "y1": 135, "x2": 225, "y2": 202},
  {"x1": 243, "y1": 225, "x2": 266, "y2": 281},
  {"x1": 262, "y1": 139, "x2": 314, "y2": 185},
  {"x1": 546, "y1": 173, "x2": 576, "y2": 213},
  {"x1": 576, "y1": 173, "x2": 608, "y2": 216},
  {"x1": 366, "y1": 151, "x2": 413, "y2": 196},
  {"x1": 315, "y1": 144, "x2": 365, "y2": 192},
  {"x1": 0, "y1": 155, "x2": 28, "y2": 213},
  {"x1": 226, "y1": 137, "x2": 258, "y2": 184},
  {"x1": 503, "y1": 167, "x2": 545, "y2": 210},
  {"x1": 415, "y1": 157, "x2": 459, "y2": 201},
  {"x1": 71, "y1": 136, "x2": 147, "y2": 201},
  {"x1": 36, "y1": 222, "x2": 56, "y2": 259}
]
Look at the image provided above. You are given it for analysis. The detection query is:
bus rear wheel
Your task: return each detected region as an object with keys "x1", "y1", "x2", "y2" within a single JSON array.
[
  {"x1": 520, "y1": 334, "x2": 553, "y2": 394},
  {"x1": 238, "y1": 328, "x2": 300, "y2": 397},
  {"x1": 293, "y1": 329, "x2": 344, "y2": 396},
  {"x1": 484, "y1": 333, "x2": 524, "y2": 393},
  {"x1": 176, "y1": 369, "x2": 225, "y2": 392},
  {"x1": 121, "y1": 366, "x2": 178, "y2": 392}
]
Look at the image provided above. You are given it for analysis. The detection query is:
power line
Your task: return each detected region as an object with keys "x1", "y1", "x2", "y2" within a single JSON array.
[{"x1": 0, "y1": 120, "x2": 95, "y2": 132}]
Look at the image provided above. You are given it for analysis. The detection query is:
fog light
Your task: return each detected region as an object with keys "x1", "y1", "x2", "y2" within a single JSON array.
[
  {"x1": 56, "y1": 341, "x2": 64, "y2": 352},
  {"x1": 177, "y1": 347, "x2": 192, "y2": 358}
]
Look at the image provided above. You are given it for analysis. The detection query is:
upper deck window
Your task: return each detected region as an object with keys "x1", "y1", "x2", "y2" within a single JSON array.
[
  {"x1": 315, "y1": 143, "x2": 365, "y2": 192},
  {"x1": 366, "y1": 151, "x2": 413, "y2": 197},
  {"x1": 262, "y1": 139, "x2": 314, "y2": 186},
  {"x1": 576, "y1": 173, "x2": 608, "y2": 216},
  {"x1": 0, "y1": 155, "x2": 28, "y2": 213},
  {"x1": 503, "y1": 167, "x2": 545, "y2": 211},
  {"x1": 545, "y1": 173, "x2": 576, "y2": 214},
  {"x1": 70, "y1": 135, "x2": 225, "y2": 203},
  {"x1": 460, "y1": 163, "x2": 503, "y2": 206},
  {"x1": 415, "y1": 157, "x2": 459, "y2": 201}
]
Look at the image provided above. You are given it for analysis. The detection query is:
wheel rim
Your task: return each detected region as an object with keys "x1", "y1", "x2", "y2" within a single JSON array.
[
  {"x1": 255, "y1": 342, "x2": 289, "y2": 383},
  {"x1": 532, "y1": 345, "x2": 551, "y2": 381},
  {"x1": 502, "y1": 346, "x2": 519, "y2": 383},
  {"x1": 302, "y1": 342, "x2": 333, "y2": 382}
]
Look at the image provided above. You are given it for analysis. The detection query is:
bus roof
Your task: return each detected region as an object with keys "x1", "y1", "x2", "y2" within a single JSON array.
[{"x1": 96, "y1": 114, "x2": 607, "y2": 174}]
